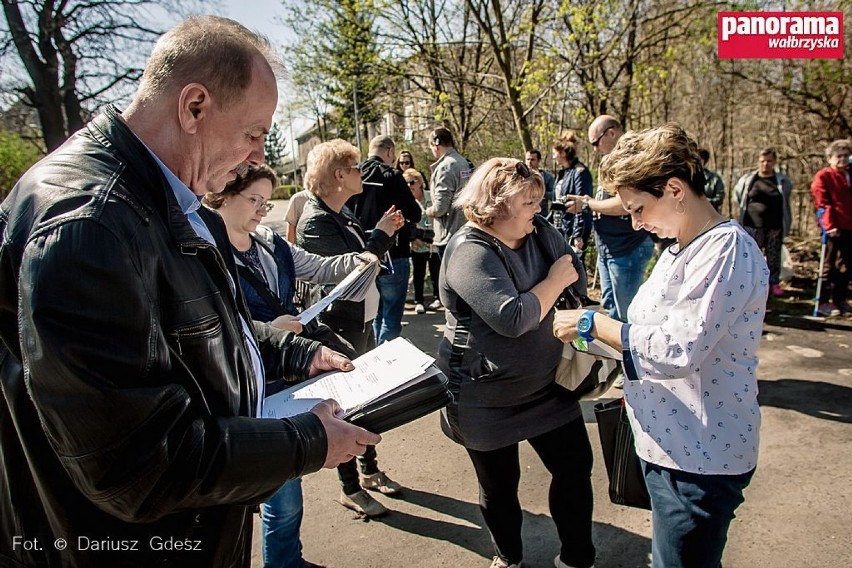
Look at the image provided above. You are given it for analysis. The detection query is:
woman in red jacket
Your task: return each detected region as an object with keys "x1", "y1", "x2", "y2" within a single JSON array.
[{"x1": 811, "y1": 139, "x2": 852, "y2": 316}]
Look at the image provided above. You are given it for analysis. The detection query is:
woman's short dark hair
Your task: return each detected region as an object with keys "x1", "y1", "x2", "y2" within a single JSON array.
[
  {"x1": 599, "y1": 122, "x2": 705, "y2": 198},
  {"x1": 204, "y1": 164, "x2": 278, "y2": 209}
]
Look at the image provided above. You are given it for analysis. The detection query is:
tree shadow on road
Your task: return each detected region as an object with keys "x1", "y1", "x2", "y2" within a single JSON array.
[
  {"x1": 758, "y1": 378, "x2": 852, "y2": 423},
  {"x1": 378, "y1": 487, "x2": 650, "y2": 567}
]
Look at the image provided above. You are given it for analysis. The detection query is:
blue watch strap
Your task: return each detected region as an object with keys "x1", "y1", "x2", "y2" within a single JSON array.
[{"x1": 577, "y1": 309, "x2": 596, "y2": 342}]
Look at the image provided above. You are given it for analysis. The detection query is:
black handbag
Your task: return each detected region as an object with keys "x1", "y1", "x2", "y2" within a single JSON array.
[{"x1": 593, "y1": 398, "x2": 652, "y2": 510}]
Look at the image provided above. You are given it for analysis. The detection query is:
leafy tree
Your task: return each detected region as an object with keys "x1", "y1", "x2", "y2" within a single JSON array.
[
  {"x1": 264, "y1": 123, "x2": 288, "y2": 169},
  {"x1": 282, "y1": 0, "x2": 384, "y2": 145},
  {"x1": 1, "y1": 0, "x2": 194, "y2": 151},
  {"x1": 464, "y1": 0, "x2": 550, "y2": 152},
  {"x1": 377, "y1": 0, "x2": 495, "y2": 152},
  {"x1": 0, "y1": 130, "x2": 43, "y2": 197}
]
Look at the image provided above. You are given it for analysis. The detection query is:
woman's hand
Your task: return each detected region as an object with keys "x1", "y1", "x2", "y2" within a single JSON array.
[
  {"x1": 375, "y1": 206, "x2": 405, "y2": 236},
  {"x1": 548, "y1": 254, "x2": 580, "y2": 289},
  {"x1": 552, "y1": 309, "x2": 584, "y2": 343},
  {"x1": 357, "y1": 251, "x2": 379, "y2": 270},
  {"x1": 270, "y1": 314, "x2": 303, "y2": 335}
]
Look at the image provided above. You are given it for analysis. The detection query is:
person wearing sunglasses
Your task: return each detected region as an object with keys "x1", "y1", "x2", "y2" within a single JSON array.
[
  {"x1": 565, "y1": 115, "x2": 654, "y2": 328},
  {"x1": 402, "y1": 168, "x2": 441, "y2": 314},
  {"x1": 437, "y1": 158, "x2": 594, "y2": 568},
  {"x1": 297, "y1": 139, "x2": 407, "y2": 518}
]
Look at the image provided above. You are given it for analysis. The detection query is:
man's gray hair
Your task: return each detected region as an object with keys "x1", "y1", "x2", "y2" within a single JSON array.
[
  {"x1": 136, "y1": 15, "x2": 282, "y2": 109},
  {"x1": 369, "y1": 135, "x2": 395, "y2": 156}
]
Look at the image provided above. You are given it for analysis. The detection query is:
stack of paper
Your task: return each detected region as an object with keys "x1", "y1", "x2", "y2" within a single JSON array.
[
  {"x1": 263, "y1": 337, "x2": 437, "y2": 419},
  {"x1": 297, "y1": 259, "x2": 378, "y2": 325}
]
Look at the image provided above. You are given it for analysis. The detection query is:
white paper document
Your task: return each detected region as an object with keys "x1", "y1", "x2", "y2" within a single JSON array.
[
  {"x1": 263, "y1": 337, "x2": 436, "y2": 419},
  {"x1": 297, "y1": 260, "x2": 377, "y2": 324}
]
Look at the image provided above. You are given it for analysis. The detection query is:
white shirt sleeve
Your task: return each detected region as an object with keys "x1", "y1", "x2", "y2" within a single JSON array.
[{"x1": 627, "y1": 230, "x2": 766, "y2": 380}]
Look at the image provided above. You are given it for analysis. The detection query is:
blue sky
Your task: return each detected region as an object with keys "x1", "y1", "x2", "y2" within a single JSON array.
[
  {"x1": 217, "y1": 0, "x2": 293, "y2": 48},
  {"x1": 214, "y1": 0, "x2": 309, "y2": 148}
]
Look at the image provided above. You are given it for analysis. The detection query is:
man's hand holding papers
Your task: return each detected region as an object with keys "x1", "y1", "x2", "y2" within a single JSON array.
[{"x1": 266, "y1": 338, "x2": 438, "y2": 421}]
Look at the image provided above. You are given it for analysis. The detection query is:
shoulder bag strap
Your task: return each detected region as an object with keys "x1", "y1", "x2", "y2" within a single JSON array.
[{"x1": 234, "y1": 250, "x2": 290, "y2": 318}]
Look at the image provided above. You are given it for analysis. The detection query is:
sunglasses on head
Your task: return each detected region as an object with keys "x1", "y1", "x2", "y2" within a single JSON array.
[
  {"x1": 591, "y1": 126, "x2": 614, "y2": 148},
  {"x1": 509, "y1": 161, "x2": 532, "y2": 179}
]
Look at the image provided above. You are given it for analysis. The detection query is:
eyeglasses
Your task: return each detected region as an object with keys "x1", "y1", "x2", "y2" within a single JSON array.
[
  {"x1": 591, "y1": 126, "x2": 614, "y2": 148},
  {"x1": 399, "y1": 160, "x2": 412, "y2": 166},
  {"x1": 237, "y1": 193, "x2": 274, "y2": 213},
  {"x1": 339, "y1": 164, "x2": 361, "y2": 174},
  {"x1": 406, "y1": 179, "x2": 418, "y2": 186}
]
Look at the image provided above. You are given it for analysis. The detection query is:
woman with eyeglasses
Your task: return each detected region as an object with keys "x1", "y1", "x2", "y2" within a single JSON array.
[
  {"x1": 205, "y1": 163, "x2": 383, "y2": 568},
  {"x1": 437, "y1": 158, "x2": 595, "y2": 568},
  {"x1": 297, "y1": 139, "x2": 406, "y2": 518},
  {"x1": 402, "y1": 168, "x2": 440, "y2": 314}
]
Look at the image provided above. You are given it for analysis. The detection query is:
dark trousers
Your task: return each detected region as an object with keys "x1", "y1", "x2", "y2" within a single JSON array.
[
  {"x1": 337, "y1": 445, "x2": 379, "y2": 494},
  {"x1": 819, "y1": 230, "x2": 851, "y2": 306},
  {"x1": 745, "y1": 227, "x2": 782, "y2": 285},
  {"x1": 326, "y1": 321, "x2": 380, "y2": 494},
  {"x1": 465, "y1": 417, "x2": 595, "y2": 567},
  {"x1": 411, "y1": 251, "x2": 440, "y2": 303},
  {"x1": 643, "y1": 461, "x2": 754, "y2": 568}
]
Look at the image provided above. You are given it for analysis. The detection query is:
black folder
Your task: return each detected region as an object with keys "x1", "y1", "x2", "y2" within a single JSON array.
[{"x1": 346, "y1": 367, "x2": 452, "y2": 433}]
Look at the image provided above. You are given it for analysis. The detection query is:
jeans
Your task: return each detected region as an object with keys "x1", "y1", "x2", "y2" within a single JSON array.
[
  {"x1": 373, "y1": 257, "x2": 410, "y2": 344},
  {"x1": 260, "y1": 478, "x2": 304, "y2": 568},
  {"x1": 411, "y1": 251, "x2": 440, "y2": 303},
  {"x1": 597, "y1": 238, "x2": 654, "y2": 321},
  {"x1": 465, "y1": 417, "x2": 595, "y2": 567},
  {"x1": 643, "y1": 461, "x2": 755, "y2": 568}
]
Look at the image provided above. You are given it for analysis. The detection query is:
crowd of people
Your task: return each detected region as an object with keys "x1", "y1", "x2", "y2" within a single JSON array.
[{"x1": 0, "y1": 14, "x2": 849, "y2": 568}]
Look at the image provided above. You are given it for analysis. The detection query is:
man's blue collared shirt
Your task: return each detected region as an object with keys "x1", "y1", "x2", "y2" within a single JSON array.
[{"x1": 146, "y1": 150, "x2": 266, "y2": 416}]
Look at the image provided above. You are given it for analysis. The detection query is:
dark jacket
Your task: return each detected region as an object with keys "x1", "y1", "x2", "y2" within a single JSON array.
[
  {"x1": 553, "y1": 158, "x2": 593, "y2": 243},
  {"x1": 0, "y1": 105, "x2": 327, "y2": 567},
  {"x1": 297, "y1": 193, "x2": 393, "y2": 331},
  {"x1": 346, "y1": 155, "x2": 422, "y2": 259}
]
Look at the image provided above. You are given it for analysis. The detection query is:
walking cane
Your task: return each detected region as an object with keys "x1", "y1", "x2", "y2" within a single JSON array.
[{"x1": 812, "y1": 208, "x2": 828, "y2": 317}]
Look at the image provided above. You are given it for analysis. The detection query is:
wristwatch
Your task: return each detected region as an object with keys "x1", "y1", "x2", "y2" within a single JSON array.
[{"x1": 576, "y1": 310, "x2": 596, "y2": 343}]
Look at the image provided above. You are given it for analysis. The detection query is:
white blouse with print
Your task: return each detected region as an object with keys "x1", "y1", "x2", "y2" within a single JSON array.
[{"x1": 622, "y1": 221, "x2": 768, "y2": 475}]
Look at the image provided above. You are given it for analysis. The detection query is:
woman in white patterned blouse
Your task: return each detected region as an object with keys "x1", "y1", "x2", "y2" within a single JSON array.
[{"x1": 554, "y1": 123, "x2": 768, "y2": 568}]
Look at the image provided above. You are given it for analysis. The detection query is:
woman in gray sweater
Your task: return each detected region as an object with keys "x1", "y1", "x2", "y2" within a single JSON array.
[{"x1": 437, "y1": 158, "x2": 595, "y2": 568}]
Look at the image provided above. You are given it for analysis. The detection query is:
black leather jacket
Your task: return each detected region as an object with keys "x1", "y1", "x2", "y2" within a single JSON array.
[{"x1": 0, "y1": 105, "x2": 328, "y2": 567}]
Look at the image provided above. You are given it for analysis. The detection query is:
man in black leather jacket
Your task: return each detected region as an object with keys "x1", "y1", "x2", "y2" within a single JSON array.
[{"x1": 0, "y1": 16, "x2": 379, "y2": 568}]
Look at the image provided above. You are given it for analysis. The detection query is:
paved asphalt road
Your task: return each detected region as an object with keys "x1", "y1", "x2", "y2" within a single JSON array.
[{"x1": 250, "y1": 203, "x2": 851, "y2": 568}]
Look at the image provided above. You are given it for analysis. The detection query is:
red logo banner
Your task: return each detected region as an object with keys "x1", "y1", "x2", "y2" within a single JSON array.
[{"x1": 718, "y1": 12, "x2": 844, "y2": 59}]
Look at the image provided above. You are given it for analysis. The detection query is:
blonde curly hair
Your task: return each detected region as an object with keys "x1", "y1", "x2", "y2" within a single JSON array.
[
  {"x1": 454, "y1": 158, "x2": 544, "y2": 227},
  {"x1": 303, "y1": 139, "x2": 361, "y2": 198}
]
